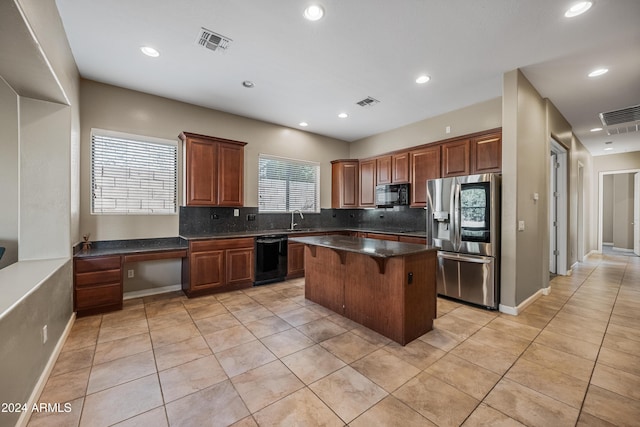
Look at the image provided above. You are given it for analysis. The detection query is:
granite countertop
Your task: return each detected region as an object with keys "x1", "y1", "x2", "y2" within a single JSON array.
[
  {"x1": 74, "y1": 237, "x2": 188, "y2": 258},
  {"x1": 289, "y1": 235, "x2": 437, "y2": 258}
]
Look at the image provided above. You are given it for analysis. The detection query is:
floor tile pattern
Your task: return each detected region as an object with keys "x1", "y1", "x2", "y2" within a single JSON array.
[{"x1": 27, "y1": 252, "x2": 640, "y2": 426}]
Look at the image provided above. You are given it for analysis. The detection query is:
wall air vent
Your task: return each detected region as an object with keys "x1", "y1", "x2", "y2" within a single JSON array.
[
  {"x1": 196, "y1": 28, "x2": 232, "y2": 52},
  {"x1": 599, "y1": 104, "x2": 640, "y2": 135},
  {"x1": 356, "y1": 97, "x2": 380, "y2": 107}
]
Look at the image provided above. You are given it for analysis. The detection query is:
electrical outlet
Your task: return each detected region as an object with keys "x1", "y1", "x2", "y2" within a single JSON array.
[
  {"x1": 518, "y1": 220, "x2": 525, "y2": 231},
  {"x1": 128, "y1": 269, "x2": 134, "y2": 278},
  {"x1": 42, "y1": 325, "x2": 48, "y2": 344},
  {"x1": 234, "y1": 209, "x2": 240, "y2": 217},
  {"x1": 247, "y1": 214, "x2": 256, "y2": 221},
  {"x1": 445, "y1": 126, "x2": 451, "y2": 134}
]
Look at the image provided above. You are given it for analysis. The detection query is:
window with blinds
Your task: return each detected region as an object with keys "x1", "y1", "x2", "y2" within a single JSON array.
[
  {"x1": 91, "y1": 129, "x2": 178, "y2": 215},
  {"x1": 258, "y1": 154, "x2": 320, "y2": 213}
]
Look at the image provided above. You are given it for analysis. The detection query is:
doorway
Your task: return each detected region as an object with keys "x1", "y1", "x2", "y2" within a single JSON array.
[
  {"x1": 598, "y1": 169, "x2": 640, "y2": 256},
  {"x1": 550, "y1": 139, "x2": 568, "y2": 275},
  {"x1": 577, "y1": 162, "x2": 585, "y2": 262}
]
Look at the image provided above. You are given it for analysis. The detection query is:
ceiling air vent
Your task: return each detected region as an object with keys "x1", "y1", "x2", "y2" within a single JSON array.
[
  {"x1": 599, "y1": 104, "x2": 640, "y2": 135},
  {"x1": 356, "y1": 96, "x2": 380, "y2": 107},
  {"x1": 196, "y1": 28, "x2": 232, "y2": 52}
]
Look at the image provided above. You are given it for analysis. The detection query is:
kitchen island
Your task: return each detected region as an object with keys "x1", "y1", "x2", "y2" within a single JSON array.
[{"x1": 289, "y1": 235, "x2": 438, "y2": 345}]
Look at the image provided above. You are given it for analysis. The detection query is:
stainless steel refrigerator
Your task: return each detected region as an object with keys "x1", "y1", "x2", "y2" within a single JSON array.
[{"x1": 426, "y1": 173, "x2": 501, "y2": 309}]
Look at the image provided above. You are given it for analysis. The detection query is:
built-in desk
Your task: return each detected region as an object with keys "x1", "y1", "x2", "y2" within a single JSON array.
[
  {"x1": 290, "y1": 235, "x2": 439, "y2": 345},
  {"x1": 73, "y1": 238, "x2": 188, "y2": 316}
]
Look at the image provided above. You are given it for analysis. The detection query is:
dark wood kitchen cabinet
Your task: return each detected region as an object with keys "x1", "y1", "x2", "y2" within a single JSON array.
[
  {"x1": 410, "y1": 145, "x2": 441, "y2": 207},
  {"x1": 287, "y1": 241, "x2": 305, "y2": 278},
  {"x1": 183, "y1": 237, "x2": 254, "y2": 297},
  {"x1": 471, "y1": 132, "x2": 502, "y2": 174},
  {"x1": 331, "y1": 160, "x2": 359, "y2": 209},
  {"x1": 180, "y1": 132, "x2": 246, "y2": 207},
  {"x1": 74, "y1": 256, "x2": 123, "y2": 316},
  {"x1": 359, "y1": 158, "x2": 377, "y2": 207},
  {"x1": 376, "y1": 153, "x2": 409, "y2": 185},
  {"x1": 441, "y1": 139, "x2": 471, "y2": 177}
]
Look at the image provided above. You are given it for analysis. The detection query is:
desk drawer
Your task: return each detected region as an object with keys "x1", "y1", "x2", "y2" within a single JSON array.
[
  {"x1": 75, "y1": 256, "x2": 121, "y2": 273},
  {"x1": 191, "y1": 238, "x2": 254, "y2": 252},
  {"x1": 76, "y1": 269, "x2": 121, "y2": 287},
  {"x1": 75, "y1": 283, "x2": 121, "y2": 310}
]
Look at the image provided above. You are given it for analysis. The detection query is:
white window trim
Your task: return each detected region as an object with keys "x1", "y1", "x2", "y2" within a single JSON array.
[
  {"x1": 258, "y1": 153, "x2": 321, "y2": 214},
  {"x1": 90, "y1": 128, "x2": 178, "y2": 215}
]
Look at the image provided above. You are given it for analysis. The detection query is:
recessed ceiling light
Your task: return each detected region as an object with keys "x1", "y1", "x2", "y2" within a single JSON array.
[
  {"x1": 338, "y1": 113, "x2": 348, "y2": 119},
  {"x1": 588, "y1": 68, "x2": 608, "y2": 77},
  {"x1": 242, "y1": 80, "x2": 255, "y2": 88},
  {"x1": 140, "y1": 46, "x2": 160, "y2": 57},
  {"x1": 564, "y1": 1, "x2": 593, "y2": 18},
  {"x1": 304, "y1": 5, "x2": 324, "y2": 21},
  {"x1": 416, "y1": 75, "x2": 431, "y2": 84},
  {"x1": 299, "y1": 122, "x2": 309, "y2": 127},
  {"x1": 604, "y1": 147, "x2": 613, "y2": 151},
  {"x1": 590, "y1": 127, "x2": 603, "y2": 132}
]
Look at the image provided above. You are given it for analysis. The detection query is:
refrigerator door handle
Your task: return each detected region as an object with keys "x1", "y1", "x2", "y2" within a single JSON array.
[
  {"x1": 438, "y1": 252, "x2": 492, "y2": 264},
  {"x1": 453, "y1": 179, "x2": 461, "y2": 251}
]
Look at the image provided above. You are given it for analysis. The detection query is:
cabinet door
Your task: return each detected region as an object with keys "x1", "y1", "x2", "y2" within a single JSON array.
[
  {"x1": 376, "y1": 156, "x2": 392, "y2": 185},
  {"x1": 442, "y1": 139, "x2": 470, "y2": 177},
  {"x1": 410, "y1": 146, "x2": 441, "y2": 207},
  {"x1": 392, "y1": 152, "x2": 410, "y2": 183},
  {"x1": 185, "y1": 137, "x2": 217, "y2": 206},
  {"x1": 287, "y1": 242, "x2": 305, "y2": 277},
  {"x1": 190, "y1": 250, "x2": 225, "y2": 290},
  {"x1": 472, "y1": 133, "x2": 502, "y2": 174},
  {"x1": 226, "y1": 248, "x2": 254, "y2": 285},
  {"x1": 218, "y1": 142, "x2": 244, "y2": 206},
  {"x1": 359, "y1": 159, "x2": 376, "y2": 207},
  {"x1": 331, "y1": 160, "x2": 358, "y2": 208}
]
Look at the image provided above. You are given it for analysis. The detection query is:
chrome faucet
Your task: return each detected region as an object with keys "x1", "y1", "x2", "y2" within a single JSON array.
[{"x1": 290, "y1": 209, "x2": 304, "y2": 230}]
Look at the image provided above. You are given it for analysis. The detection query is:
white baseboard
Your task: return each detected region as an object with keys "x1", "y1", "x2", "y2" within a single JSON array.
[
  {"x1": 499, "y1": 287, "x2": 546, "y2": 316},
  {"x1": 612, "y1": 247, "x2": 634, "y2": 253},
  {"x1": 603, "y1": 242, "x2": 613, "y2": 246},
  {"x1": 123, "y1": 284, "x2": 182, "y2": 300},
  {"x1": 18, "y1": 313, "x2": 76, "y2": 427}
]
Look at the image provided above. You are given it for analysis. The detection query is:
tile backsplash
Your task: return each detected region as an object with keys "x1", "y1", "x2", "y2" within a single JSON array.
[{"x1": 179, "y1": 206, "x2": 426, "y2": 235}]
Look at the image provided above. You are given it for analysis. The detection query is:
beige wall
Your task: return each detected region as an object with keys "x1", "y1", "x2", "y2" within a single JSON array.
[
  {"x1": 349, "y1": 97, "x2": 502, "y2": 158},
  {"x1": 79, "y1": 80, "x2": 350, "y2": 241},
  {"x1": 0, "y1": 77, "x2": 18, "y2": 268},
  {"x1": 569, "y1": 133, "x2": 594, "y2": 262}
]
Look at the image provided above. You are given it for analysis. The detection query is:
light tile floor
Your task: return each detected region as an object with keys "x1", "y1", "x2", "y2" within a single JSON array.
[{"x1": 28, "y1": 252, "x2": 640, "y2": 426}]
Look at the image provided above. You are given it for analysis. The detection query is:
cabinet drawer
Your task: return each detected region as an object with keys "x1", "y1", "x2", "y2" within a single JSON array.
[
  {"x1": 75, "y1": 256, "x2": 121, "y2": 273},
  {"x1": 75, "y1": 283, "x2": 121, "y2": 310},
  {"x1": 76, "y1": 269, "x2": 122, "y2": 287},
  {"x1": 366, "y1": 233, "x2": 399, "y2": 241},
  {"x1": 191, "y1": 237, "x2": 254, "y2": 252}
]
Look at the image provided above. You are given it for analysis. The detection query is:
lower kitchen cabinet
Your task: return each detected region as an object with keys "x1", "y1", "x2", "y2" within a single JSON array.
[
  {"x1": 398, "y1": 235, "x2": 427, "y2": 244},
  {"x1": 183, "y1": 237, "x2": 254, "y2": 297},
  {"x1": 365, "y1": 232, "x2": 399, "y2": 241},
  {"x1": 74, "y1": 255, "x2": 123, "y2": 316},
  {"x1": 287, "y1": 241, "x2": 305, "y2": 278}
]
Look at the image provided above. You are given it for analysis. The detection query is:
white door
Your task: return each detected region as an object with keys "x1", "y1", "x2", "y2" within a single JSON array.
[
  {"x1": 634, "y1": 173, "x2": 639, "y2": 256},
  {"x1": 550, "y1": 154, "x2": 557, "y2": 273}
]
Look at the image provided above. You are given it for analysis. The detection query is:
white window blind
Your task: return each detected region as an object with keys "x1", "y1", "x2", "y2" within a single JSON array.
[
  {"x1": 258, "y1": 154, "x2": 320, "y2": 213},
  {"x1": 91, "y1": 130, "x2": 177, "y2": 214}
]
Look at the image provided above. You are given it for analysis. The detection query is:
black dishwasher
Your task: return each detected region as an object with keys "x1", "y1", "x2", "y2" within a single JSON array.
[{"x1": 254, "y1": 235, "x2": 288, "y2": 285}]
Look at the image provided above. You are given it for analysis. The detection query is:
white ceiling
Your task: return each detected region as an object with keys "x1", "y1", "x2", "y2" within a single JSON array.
[{"x1": 55, "y1": 0, "x2": 640, "y2": 155}]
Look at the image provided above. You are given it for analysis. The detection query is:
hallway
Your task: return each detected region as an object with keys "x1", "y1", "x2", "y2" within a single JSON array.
[{"x1": 27, "y1": 252, "x2": 640, "y2": 426}]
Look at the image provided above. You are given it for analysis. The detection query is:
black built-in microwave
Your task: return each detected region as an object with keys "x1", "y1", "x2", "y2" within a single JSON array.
[{"x1": 375, "y1": 183, "x2": 410, "y2": 207}]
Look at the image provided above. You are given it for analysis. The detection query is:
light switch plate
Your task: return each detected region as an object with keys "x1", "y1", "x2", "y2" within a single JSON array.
[{"x1": 518, "y1": 220, "x2": 525, "y2": 231}]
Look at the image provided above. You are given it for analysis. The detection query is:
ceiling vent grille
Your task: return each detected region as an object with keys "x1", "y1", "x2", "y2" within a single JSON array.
[
  {"x1": 356, "y1": 97, "x2": 380, "y2": 107},
  {"x1": 196, "y1": 28, "x2": 232, "y2": 52},
  {"x1": 599, "y1": 104, "x2": 640, "y2": 135}
]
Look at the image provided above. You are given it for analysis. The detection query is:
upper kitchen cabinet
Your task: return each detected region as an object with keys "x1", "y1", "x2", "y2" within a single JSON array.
[
  {"x1": 471, "y1": 132, "x2": 502, "y2": 174},
  {"x1": 180, "y1": 132, "x2": 246, "y2": 207},
  {"x1": 376, "y1": 152, "x2": 410, "y2": 185},
  {"x1": 331, "y1": 160, "x2": 359, "y2": 209},
  {"x1": 441, "y1": 139, "x2": 471, "y2": 177},
  {"x1": 392, "y1": 152, "x2": 410, "y2": 183},
  {"x1": 359, "y1": 158, "x2": 377, "y2": 207},
  {"x1": 410, "y1": 145, "x2": 441, "y2": 207}
]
